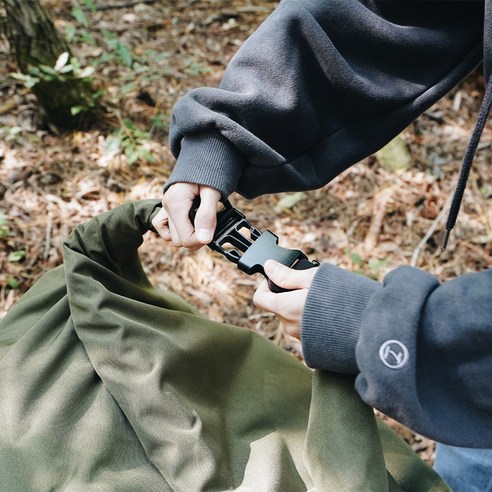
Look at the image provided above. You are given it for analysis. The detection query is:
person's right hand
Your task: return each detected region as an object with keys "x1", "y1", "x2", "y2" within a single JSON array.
[{"x1": 152, "y1": 183, "x2": 221, "y2": 250}]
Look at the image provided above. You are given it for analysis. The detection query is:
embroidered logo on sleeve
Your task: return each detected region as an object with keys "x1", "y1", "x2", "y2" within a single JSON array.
[{"x1": 379, "y1": 340, "x2": 409, "y2": 369}]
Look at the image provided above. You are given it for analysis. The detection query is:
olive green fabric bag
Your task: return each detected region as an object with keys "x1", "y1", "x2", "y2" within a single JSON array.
[{"x1": 0, "y1": 200, "x2": 448, "y2": 491}]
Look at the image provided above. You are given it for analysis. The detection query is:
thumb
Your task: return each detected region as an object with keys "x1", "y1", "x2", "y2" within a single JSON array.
[
  {"x1": 194, "y1": 187, "x2": 221, "y2": 243},
  {"x1": 264, "y1": 259, "x2": 316, "y2": 291}
]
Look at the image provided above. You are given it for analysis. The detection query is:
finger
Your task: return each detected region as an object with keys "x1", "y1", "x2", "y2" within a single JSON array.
[
  {"x1": 254, "y1": 285, "x2": 308, "y2": 329},
  {"x1": 167, "y1": 215, "x2": 183, "y2": 247},
  {"x1": 264, "y1": 260, "x2": 317, "y2": 291},
  {"x1": 163, "y1": 184, "x2": 199, "y2": 247},
  {"x1": 151, "y1": 208, "x2": 171, "y2": 240},
  {"x1": 253, "y1": 279, "x2": 280, "y2": 313},
  {"x1": 194, "y1": 187, "x2": 221, "y2": 244}
]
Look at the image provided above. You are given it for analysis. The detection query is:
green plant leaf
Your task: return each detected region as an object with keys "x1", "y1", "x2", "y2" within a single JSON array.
[
  {"x1": 0, "y1": 213, "x2": 9, "y2": 238},
  {"x1": 132, "y1": 62, "x2": 149, "y2": 74},
  {"x1": 1, "y1": 125, "x2": 23, "y2": 142},
  {"x1": 275, "y1": 192, "x2": 305, "y2": 212},
  {"x1": 10, "y1": 72, "x2": 39, "y2": 89},
  {"x1": 71, "y1": 106, "x2": 85, "y2": 116},
  {"x1": 80, "y1": 32, "x2": 97, "y2": 46},
  {"x1": 125, "y1": 149, "x2": 140, "y2": 165},
  {"x1": 139, "y1": 148, "x2": 155, "y2": 163},
  {"x1": 120, "y1": 82, "x2": 137, "y2": 95},
  {"x1": 375, "y1": 134, "x2": 412, "y2": 172},
  {"x1": 104, "y1": 135, "x2": 122, "y2": 153},
  {"x1": 77, "y1": 66, "x2": 95, "y2": 78},
  {"x1": 368, "y1": 258, "x2": 389, "y2": 271},
  {"x1": 58, "y1": 64, "x2": 74, "y2": 74},
  {"x1": 64, "y1": 25, "x2": 77, "y2": 42},
  {"x1": 116, "y1": 42, "x2": 133, "y2": 67},
  {"x1": 8, "y1": 250, "x2": 26, "y2": 262},
  {"x1": 39, "y1": 64, "x2": 57, "y2": 76},
  {"x1": 82, "y1": 0, "x2": 97, "y2": 12},
  {"x1": 7, "y1": 278, "x2": 20, "y2": 289},
  {"x1": 345, "y1": 249, "x2": 363, "y2": 267},
  {"x1": 71, "y1": 5, "x2": 89, "y2": 27}
]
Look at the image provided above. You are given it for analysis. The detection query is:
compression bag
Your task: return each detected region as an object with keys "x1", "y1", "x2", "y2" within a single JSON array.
[{"x1": 0, "y1": 200, "x2": 447, "y2": 491}]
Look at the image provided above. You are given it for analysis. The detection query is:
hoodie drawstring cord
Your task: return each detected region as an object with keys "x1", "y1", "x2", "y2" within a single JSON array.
[{"x1": 441, "y1": 75, "x2": 492, "y2": 249}]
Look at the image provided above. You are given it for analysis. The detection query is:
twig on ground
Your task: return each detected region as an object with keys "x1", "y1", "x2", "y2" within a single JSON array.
[
  {"x1": 411, "y1": 195, "x2": 452, "y2": 267},
  {"x1": 364, "y1": 187, "x2": 395, "y2": 251},
  {"x1": 44, "y1": 214, "x2": 52, "y2": 260}
]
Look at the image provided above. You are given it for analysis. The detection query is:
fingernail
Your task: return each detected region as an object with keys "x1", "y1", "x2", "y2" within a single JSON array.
[{"x1": 196, "y1": 228, "x2": 212, "y2": 243}]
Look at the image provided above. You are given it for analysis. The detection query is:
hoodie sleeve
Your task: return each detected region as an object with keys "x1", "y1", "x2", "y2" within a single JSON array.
[
  {"x1": 301, "y1": 264, "x2": 492, "y2": 448},
  {"x1": 166, "y1": 0, "x2": 483, "y2": 198}
]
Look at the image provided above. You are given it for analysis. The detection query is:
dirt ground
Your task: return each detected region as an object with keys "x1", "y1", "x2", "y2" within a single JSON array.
[{"x1": 1, "y1": 0, "x2": 491, "y2": 465}]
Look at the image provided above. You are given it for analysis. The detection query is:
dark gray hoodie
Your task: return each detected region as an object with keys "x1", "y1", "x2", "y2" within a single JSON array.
[{"x1": 166, "y1": 0, "x2": 491, "y2": 447}]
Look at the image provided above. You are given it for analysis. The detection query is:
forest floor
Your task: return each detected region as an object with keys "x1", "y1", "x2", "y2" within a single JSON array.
[{"x1": 1, "y1": 0, "x2": 491, "y2": 465}]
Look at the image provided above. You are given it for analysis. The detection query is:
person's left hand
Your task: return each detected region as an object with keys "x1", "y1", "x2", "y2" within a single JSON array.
[{"x1": 253, "y1": 259, "x2": 318, "y2": 339}]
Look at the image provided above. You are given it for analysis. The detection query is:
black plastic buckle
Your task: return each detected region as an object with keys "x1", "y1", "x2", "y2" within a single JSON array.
[{"x1": 190, "y1": 199, "x2": 318, "y2": 292}]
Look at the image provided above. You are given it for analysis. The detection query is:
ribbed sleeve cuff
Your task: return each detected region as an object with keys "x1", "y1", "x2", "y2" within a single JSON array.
[
  {"x1": 301, "y1": 263, "x2": 381, "y2": 375},
  {"x1": 164, "y1": 130, "x2": 245, "y2": 199}
]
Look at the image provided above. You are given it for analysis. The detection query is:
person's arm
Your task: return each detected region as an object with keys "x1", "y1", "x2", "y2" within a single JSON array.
[
  {"x1": 166, "y1": 0, "x2": 483, "y2": 200},
  {"x1": 301, "y1": 264, "x2": 492, "y2": 448}
]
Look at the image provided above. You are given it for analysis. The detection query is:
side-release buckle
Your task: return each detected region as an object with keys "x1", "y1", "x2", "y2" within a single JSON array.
[{"x1": 190, "y1": 199, "x2": 319, "y2": 292}]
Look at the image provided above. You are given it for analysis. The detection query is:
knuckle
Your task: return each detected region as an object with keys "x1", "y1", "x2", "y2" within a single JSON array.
[
  {"x1": 163, "y1": 186, "x2": 183, "y2": 205},
  {"x1": 162, "y1": 194, "x2": 173, "y2": 210}
]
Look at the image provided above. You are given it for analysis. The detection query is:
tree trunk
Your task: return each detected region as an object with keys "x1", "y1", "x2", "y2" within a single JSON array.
[{"x1": 2, "y1": 0, "x2": 101, "y2": 129}]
